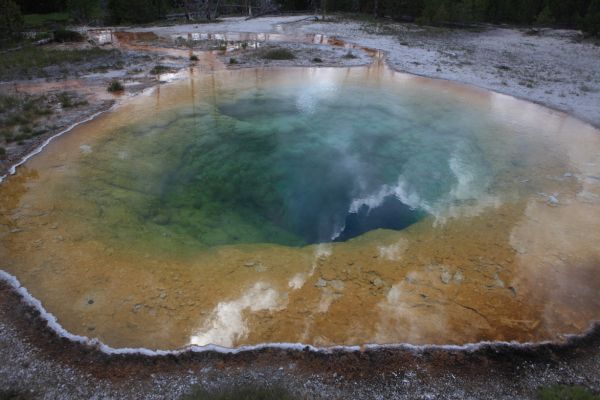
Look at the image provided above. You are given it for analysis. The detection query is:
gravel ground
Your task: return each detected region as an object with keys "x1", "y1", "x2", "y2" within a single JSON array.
[
  {"x1": 1, "y1": 281, "x2": 599, "y2": 399},
  {"x1": 1, "y1": 14, "x2": 600, "y2": 399}
]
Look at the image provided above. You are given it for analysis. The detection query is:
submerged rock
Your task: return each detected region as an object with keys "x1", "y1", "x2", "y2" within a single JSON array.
[
  {"x1": 453, "y1": 271, "x2": 464, "y2": 284},
  {"x1": 329, "y1": 280, "x2": 345, "y2": 292},
  {"x1": 371, "y1": 277, "x2": 385, "y2": 288},
  {"x1": 440, "y1": 271, "x2": 452, "y2": 284},
  {"x1": 243, "y1": 260, "x2": 265, "y2": 272}
]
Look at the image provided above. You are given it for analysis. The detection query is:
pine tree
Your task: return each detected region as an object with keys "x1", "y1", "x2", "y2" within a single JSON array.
[
  {"x1": 536, "y1": 4, "x2": 555, "y2": 25},
  {"x1": 582, "y1": 0, "x2": 600, "y2": 35},
  {"x1": 0, "y1": 0, "x2": 23, "y2": 44},
  {"x1": 67, "y1": 0, "x2": 99, "y2": 23}
]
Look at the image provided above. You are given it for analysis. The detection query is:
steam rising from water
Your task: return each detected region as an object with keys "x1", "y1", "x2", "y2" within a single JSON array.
[{"x1": 2, "y1": 67, "x2": 600, "y2": 349}]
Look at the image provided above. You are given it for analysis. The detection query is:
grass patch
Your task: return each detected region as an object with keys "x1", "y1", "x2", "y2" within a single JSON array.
[
  {"x1": 150, "y1": 64, "x2": 173, "y2": 75},
  {"x1": 0, "y1": 93, "x2": 53, "y2": 144},
  {"x1": 0, "y1": 95, "x2": 49, "y2": 117},
  {"x1": 57, "y1": 92, "x2": 87, "y2": 108},
  {"x1": 181, "y1": 385, "x2": 298, "y2": 400},
  {"x1": 23, "y1": 12, "x2": 70, "y2": 29},
  {"x1": 0, "y1": 45, "x2": 123, "y2": 80},
  {"x1": 537, "y1": 385, "x2": 600, "y2": 400},
  {"x1": 261, "y1": 48, "x2": 295, "y2": 60},
  {"x1": 107, "y1": 80, "x2": 124, "y2": 92}
]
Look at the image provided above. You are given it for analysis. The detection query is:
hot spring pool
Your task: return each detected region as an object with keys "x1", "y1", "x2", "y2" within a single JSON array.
[{"x1": 1, "y1": 64, "x2": 600, "y2": 350}]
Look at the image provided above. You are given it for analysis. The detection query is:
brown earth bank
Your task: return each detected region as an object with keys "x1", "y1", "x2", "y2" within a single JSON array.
[{"x1": 1, "y1": 280, "x2": 600, "y2": 399}]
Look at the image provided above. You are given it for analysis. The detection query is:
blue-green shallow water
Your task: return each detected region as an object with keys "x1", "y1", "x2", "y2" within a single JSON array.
[{"x1": 69, "y1": 68, "x2": 565, "y2": 249}]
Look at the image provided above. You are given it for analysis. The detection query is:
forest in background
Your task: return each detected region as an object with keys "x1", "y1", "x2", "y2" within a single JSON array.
[
  {"x1": 286, "y1": 0, "x2": 600, "y2": 31},
  {"x1": 1, "y1": 0, "x2": 599, "y2": 42}
]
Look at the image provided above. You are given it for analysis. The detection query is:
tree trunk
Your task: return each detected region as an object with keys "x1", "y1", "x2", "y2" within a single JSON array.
[
  {"x1": 181, "y1": 0, "x2": 191, "y2": 20},
  {"x1": 214, "y1": 0, "x2": 221, "y2": 19},
  {"x1": 206, "y1": 0, "x2": 212, "y2": 20}
]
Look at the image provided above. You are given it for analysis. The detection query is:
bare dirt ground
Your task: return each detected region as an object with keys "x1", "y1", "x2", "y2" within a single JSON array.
[
  {"x1": 1, "y1": 14, "x2": 600, "y2": 399},
  {"x1": 1, "y1": 281, "x2": 600, "y2": 399}
]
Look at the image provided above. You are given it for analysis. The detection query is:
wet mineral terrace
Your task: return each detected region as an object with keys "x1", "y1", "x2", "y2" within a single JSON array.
[{"x1": 1, "y1": 58, "x2": 600, "y2": 350}]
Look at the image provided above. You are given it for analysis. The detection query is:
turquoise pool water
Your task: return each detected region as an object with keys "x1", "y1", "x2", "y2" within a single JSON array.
[
  {"x1": 71, "y1": 71, "x2": 539, "y2": 248},
  {"x1": 3, "y1": 66, "x2": 600, "y2": 349}
]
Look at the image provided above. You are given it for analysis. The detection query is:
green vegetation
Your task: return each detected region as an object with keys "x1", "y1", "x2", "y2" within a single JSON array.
[
  {"x1": 0, "y1": 91, "x2": 87, "y2": 147},
  {"x1": 107, "y1": 0, "x2": 170, "y2": 24},
  {"x1": 181, "y1": 385, "x2": 298, "y2": 400},
  {"x1": 23, "y1": 12, "x2": 70, "y2": 29},
  {"x1": 57, "y1": 91, "x2": 88, "y2": 108},
  {"x1": 0, "y1": 45, "x2": 123, "y2": 79},
  {"x1": 535, "y1": 5, "x2": 555, "y2": 25},
  {"x1": 52, "y1": 28, "x2": 84, "y2": 42},
  {"x1": 0, "y1": 0, "x2": 24, "y2": 45},
  {"x1": 150, "y1": 64, "x2": 172, "y2": 74},
  {"x1": 67, "y1": 0, "x2": 101, "y2": 23},
  {"x1": 583, "y1": 0, "x2": 600, "y2": 36},
  {"x1": 277, "y1": 0, "x2": 600, "y2": 36},
  {"x1": 0, "y1": 146, "x2": 6, "y2": 160},
  {"x1": 261, "y1": 48, "x2": 296, "y2": 60},
  {"x1": 5, "y1": 0, "x2": 599, "y2": 37},
  {"x1": 17, "y1": 0, "x2": 66, "y2": 15},
  {"x1": 107, "y1": 80, "x2": 124, "y2": 92},
  {"x1": 0, "y1": 94, "x2": 52, "y2": 143},
  {"x1": 537, "y1": 385, "x2": 600, "y2": 400}
]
